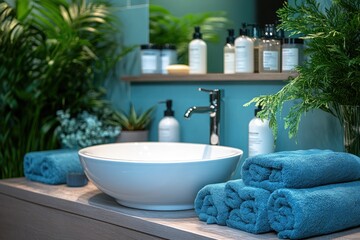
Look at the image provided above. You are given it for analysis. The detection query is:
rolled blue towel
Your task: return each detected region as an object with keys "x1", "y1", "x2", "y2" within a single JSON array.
[
  {"x1": 24, "y1": 149, "x2": 82, "y2": 185},
  {"x1": 194, "y1": 182, "x2": 230, "y2": 225},
  {"x1": 224, "y1": 179, "x2": 245, "y2": 209},
  {"x1": 268, "y1": 181, "x2": 360, "y2": 239},
  {"x1": 24, "y1": 149, "x2": 71, "y2": 175},
  {"x1": 225, "y1": 181, "x2": 271, "y2": 234},
  {"x1": 242, "y1": 149, "x2": 360, "y2": 191}
]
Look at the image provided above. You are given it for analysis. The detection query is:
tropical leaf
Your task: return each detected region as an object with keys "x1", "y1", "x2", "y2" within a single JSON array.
[{"x1": 0, "y1": 0, "x2": 124, "y2": 178}]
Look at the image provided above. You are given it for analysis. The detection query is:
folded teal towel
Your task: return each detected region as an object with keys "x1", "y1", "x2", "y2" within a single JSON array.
[
  {"x1": 225, "y1": 180, "x2": 271, "y2": 234},
  {"x1": 24, "y1": 149, "x2": 82, "y2": 185},
  {"x1": 194, "y1": 182, "x2": 229, "y2": 225},
  {"x1": 242, "y1": 149, "x2": 360, "y2": 191},
  {"x1": 224, "y1": 179, "x2": 246, "y2": 209},
  {"x1": 268, "y1": 181, "x2": 360, "y2": 239}
]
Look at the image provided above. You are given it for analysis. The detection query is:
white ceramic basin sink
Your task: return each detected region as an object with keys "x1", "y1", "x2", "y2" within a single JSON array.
[{"x1": 78, "y1": 142, "x2": 243, "y2": 211}]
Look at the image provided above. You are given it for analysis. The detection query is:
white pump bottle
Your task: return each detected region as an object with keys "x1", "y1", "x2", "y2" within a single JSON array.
[
  {"x1": 158, "y1": 100, "x2": 180, "y2": 142},
  {"x1": 189, "y1": 26, "x2": 207, "y2": 74},
  {"x1": 248, "y1": 105, "x2": 274, "y2": 157}
]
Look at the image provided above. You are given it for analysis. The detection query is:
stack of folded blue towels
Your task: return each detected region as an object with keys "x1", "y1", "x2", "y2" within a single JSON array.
[
  {"x1": 194, "y1": 149, "x2": 360, "y2": 239},
  {"x1": 24, "y1": 149, "x2": 83, "y2": 185}
]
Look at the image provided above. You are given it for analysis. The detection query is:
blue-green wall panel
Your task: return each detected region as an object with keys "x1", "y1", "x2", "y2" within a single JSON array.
[
  {"x1": 129, "y1": 81, "x2": 343, "y2": 158},
  {"x1": 128, "y1": 80, "x2": 342, "y2": 179}
]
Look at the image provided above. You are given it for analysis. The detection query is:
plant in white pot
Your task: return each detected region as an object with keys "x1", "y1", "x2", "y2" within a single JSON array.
[
  {"x1": 246, "y1": 0, "x2": 360, "y2": 155},
  {"x1": 109, "y1": 104, "x2": 156, "y2": 142}
]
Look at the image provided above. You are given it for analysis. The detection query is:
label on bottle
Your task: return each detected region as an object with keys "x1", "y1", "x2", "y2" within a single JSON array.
[
  {"x1": 189, "y1": 43, "x2": 206, "y2": 74},
  {"x1": 282, "y1": 48, "x2": 299, "y2": 71},
  {"x1": 161, "y1": 55, "x2": 170, "y2": 74},
  {"x1": 224, "y1": 52, "x2": 235, "y2": 74},
  {"x1": 141, "y1": 51, "x2": 159, "y2": 73},
  {"x1": 235, "y1": 45, "x2": 247, "y2": 72},
  {"x1": 263, "y1": 51, "x2": 279, "y2": 71}
]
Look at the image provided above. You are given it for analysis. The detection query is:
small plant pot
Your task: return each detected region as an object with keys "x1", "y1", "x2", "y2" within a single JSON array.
[{"x1": 116, "y1": 130, "x2": 149, "y2": 142}]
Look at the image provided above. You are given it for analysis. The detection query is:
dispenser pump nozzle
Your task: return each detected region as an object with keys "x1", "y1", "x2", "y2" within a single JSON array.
[
  {"x1": 193, "y1": 26, "x2": 202, "y2": 39},
  {"x1": 226, "y1": 29, "x2": 235, "y2": 44},
  {"x1": 255, "y1": 104, "x2": 263, "y2": 117},
  {"x1": 164, "y1": 99, "x2": 174, "y2": 117}
]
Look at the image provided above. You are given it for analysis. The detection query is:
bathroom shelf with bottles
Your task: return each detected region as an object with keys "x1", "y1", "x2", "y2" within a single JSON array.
[{"x1": 122, "y1": 73, "x2": 297, "y2": 83}]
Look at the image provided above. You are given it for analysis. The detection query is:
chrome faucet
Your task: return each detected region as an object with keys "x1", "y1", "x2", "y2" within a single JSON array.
[{"x1": 184, "y1": 88, "x2": 222, "y2": 145}]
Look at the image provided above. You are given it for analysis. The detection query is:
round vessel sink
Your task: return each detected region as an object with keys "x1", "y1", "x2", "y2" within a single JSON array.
[{"x1": 78, "y1": 142, "x2": 243, "y2": 211}]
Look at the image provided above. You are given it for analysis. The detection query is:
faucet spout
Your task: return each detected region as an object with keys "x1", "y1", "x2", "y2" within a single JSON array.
[
  {"x1": 184, "y1": 88, "x2": 222, "y2": 145},
  {"x1": 184, "y1": 106, "x2": 215, "y2": 118}
]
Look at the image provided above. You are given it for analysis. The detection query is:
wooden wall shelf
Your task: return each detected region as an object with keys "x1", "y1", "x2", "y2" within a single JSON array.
[{"x1": 122, "y1": 73, "x2": 297, "y2": 83}]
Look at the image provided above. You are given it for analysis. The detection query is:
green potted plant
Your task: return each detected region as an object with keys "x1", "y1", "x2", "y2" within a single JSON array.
[
  {"x1": 246, "y1": 0, "x2": 360, "y2": 155},
  {"x1": 109, "y1": 104, "x2": 156, "y2": 142},
  {"x1": 149, "y1": 4, "x2": 230, "y2": 63},
  {"x1": 0, "y1": 0, "x2": 125, "y2": 178}
]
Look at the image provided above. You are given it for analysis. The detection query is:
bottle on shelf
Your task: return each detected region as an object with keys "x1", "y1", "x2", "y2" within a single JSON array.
[
  {"x1": 161, "y1": 44, "x2": 177, "y2": 74},
  {"x1": 281, "y1": 38, "x2": 304, "y2": 72},
  {"x1": 235, "y1": 23, "x2": 254, "y2": 73},
  {"x1": 189, "y1": 26, "x2": 207, "y2": 74},
  {"x1": 259, "y1": 24, "x2": 281, "y2": 73},
  {"x1": 224, "y1": 29, "x2": 236, "y2": 74},
  {"x1": 248, "y1": 24, "x2": 261, "y2": 73}
]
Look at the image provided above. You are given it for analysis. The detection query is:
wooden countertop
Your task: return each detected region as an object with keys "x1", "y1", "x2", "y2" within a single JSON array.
[{"x1": 1, "y1": 178, "x2": 360, "y2": 240}]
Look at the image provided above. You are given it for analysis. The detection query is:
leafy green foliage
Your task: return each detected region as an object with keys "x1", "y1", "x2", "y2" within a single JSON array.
[
  {"x1": 0, "y1": 0, "x2": 122, "y2": 178},
  {"x1": 108, "y1": 104, "x2": 156, "y2": 131},
  {"x1": 55, "y1": 110, "x2": 120, "y2": 148},
  {"x1": 149, "y1": 5, "x2": 230, "y2": 63},
  {"x1": 245, "y1": 0, "x2": 360, "y2": 140}
]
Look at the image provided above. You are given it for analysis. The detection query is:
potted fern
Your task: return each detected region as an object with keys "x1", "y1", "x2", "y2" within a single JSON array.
[
  {"x1": 109, "y1": 104, "x2": 156, "y2": 142},
  {"x1": 0, "y1": 0, "x2": 125, "y2": 178},
  {"x1": 246, "y1": 0, "x2": 360, "y2": 156}
]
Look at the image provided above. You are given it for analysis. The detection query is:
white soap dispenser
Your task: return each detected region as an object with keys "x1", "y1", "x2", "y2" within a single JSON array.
[
  {"x1": 189, "y1": 26, "x2": 207, "y2": 74},
  {"x1": 235, "y1": 23, "x2": 254, "y2": 73},
  {"x1": 248, "y1": 105, "x2": 274, "y2": 157},
  {"x1": 158, "y1": 100, "x2": 180, "y2": 142}
]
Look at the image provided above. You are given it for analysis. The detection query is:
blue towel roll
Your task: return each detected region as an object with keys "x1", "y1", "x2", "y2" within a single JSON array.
[
  {"x1": 24, "y1": 149, "x2": 71, "y2": 175},
  {"x1": 224, "y1": 179, "x2": 245, "y2": 209},
  {"x1": 268, "y1": 181, "x2": 360, "y2": 239},
  {"x1": 24, "y1": 149, "x2": 82, "y2": 185},
  {"x1": 225, "y1": 181, "x2": 271, "y2": 234},
  {"x1": 242, "y1": 149, "x2": 360, "y2": 191},
  {"x1": 194, "y1": 182, "x2": 230, "y2": 225}
]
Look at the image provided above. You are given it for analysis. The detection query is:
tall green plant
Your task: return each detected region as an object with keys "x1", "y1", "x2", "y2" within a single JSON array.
[
  {"x1": 0, "y1": 0, "x2": 122, "y2": 178},
  {"x1": 149, "y1": 5, "x2": 230, "y2": 63},
  {"x1": 245, "y1": 0, "x2": 360, "y2": 140}
]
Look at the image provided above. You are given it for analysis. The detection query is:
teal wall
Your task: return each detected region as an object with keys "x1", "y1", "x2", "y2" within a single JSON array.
[
  {"x1": 130, "y1": 81, "x2": 343, "y2": 154},
  {"x1": 112, "y1": 0, "x2": 343, "y2": 170}
]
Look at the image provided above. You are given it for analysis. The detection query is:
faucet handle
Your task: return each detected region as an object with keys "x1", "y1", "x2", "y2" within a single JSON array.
[
  {"x1": 198, "y1": 88, "x2": 222, "y2": 100},
  {"x1": 198, "y1": 88, "x2": 220, "y2": 94}
]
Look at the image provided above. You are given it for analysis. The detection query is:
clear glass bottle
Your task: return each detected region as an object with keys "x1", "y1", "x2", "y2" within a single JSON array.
[
  {"x1": 224, "y1": 29, "x2": 235, "y2": 74},
  {"x1": 281, "y1": 38, "x2": 304, "y2": 72},
  {"x1": 248, "y1": 24, "x2": 261, "y2": 73},
  {"x1": 259, "y1": 24, "x2": 281, "y2": 73}
]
